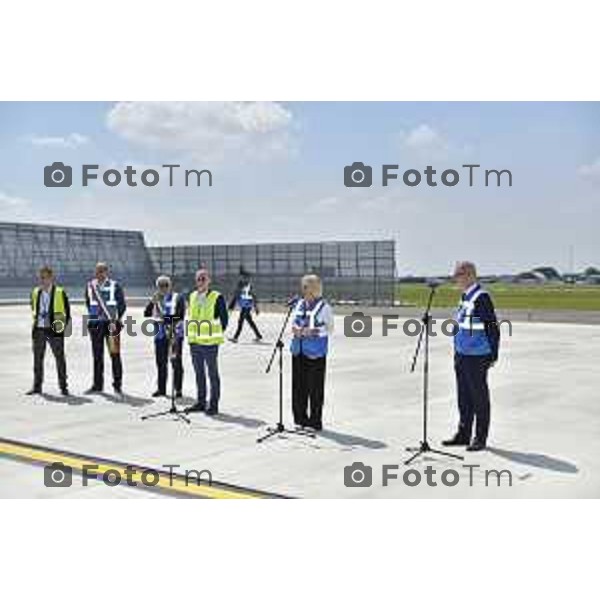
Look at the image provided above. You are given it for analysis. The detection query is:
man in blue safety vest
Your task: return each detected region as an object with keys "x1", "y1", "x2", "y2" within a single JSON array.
[
  {"x1": 84, "y1": 262, "x2": 127, "y2": 396},
  {"x1": 442, "y1": 261, "x2": 500, "y2": 452}
]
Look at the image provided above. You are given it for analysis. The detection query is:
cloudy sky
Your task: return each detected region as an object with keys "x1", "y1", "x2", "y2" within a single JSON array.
[{"x1": 0, "y1": 101, "x2": 598, "y2": 275}]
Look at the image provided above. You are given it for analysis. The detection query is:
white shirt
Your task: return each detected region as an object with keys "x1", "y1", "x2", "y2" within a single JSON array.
[{"x1": 37, "y1": 289, "x2": 51, "y2": 329}]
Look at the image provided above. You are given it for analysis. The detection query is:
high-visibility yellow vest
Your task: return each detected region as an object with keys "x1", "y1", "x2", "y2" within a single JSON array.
[
  {"x1": 31, "y1": 285, "x2": 67, "y2": 332},
  {"x1": 187, "y1": 290, "x2": 225, "y2": 345}
]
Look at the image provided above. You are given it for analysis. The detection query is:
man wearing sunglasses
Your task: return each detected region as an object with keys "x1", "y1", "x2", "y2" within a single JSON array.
[{"x1": 185, "y1": 268, "x2": 228, "y2": 415}]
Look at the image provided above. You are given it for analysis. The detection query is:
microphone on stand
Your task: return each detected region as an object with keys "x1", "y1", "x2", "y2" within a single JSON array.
[{"x1": 286, "y1": 294, "x2": 301, "y2": 307}]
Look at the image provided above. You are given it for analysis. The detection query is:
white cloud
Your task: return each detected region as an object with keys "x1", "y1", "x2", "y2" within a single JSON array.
[
  {"x1": 578, "y1": 157, "x2": 600, "y2": 180},
  {"x1": 25, "y1": 132, "x2": 89, "y2": 149},
  {"x1": 0, "y1": 190, "x2": 33, "y2": 220},
  {"x1": 106, "y1": 101, "x2": 295, "y2": 162},
  {"x1": 0, "y1": 190, "x2": 29, "y2": 208},
  {"x1": 400, "y1": 123, "x2": 449, "y2": 159}
]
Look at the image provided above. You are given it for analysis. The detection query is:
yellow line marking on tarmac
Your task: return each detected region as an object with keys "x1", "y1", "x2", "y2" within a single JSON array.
[{"x1": 0, "y1": 438, "x2": 276, "y2": 499}]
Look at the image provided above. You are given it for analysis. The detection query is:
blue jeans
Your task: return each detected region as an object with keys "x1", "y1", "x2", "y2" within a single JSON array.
[{"x1": 190, "y1": 344, "x2": 220, "y2": 411}]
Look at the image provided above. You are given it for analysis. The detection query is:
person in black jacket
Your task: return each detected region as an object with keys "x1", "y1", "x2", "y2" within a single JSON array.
[
  {"x1": 84, "y1": 262, "x2": 127, "y2": 395},
  {"x1": 443, "y1": 261, "x2": 500, "y2": 452},
  {"x1": 228, "y1": 269, "x2": 263, "y2": 342},
  {"x1": 143, "y1": 275, "x2": 186, "y2": 398},
  {"x1": 26, "y1": 266, "x2": 71, "y2": 396}
]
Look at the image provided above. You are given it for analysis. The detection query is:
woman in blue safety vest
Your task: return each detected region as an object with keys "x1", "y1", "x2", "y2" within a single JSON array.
[
  {"x1": 144, "y1": 275, "x2": 186, "y2": 398},
  {"x1": 290, "y1": 274, "x2": 334, "y2": 432}
]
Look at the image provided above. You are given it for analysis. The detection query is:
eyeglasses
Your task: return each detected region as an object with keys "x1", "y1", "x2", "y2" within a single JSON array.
[{"x1": 196, "y1": 276, "x2": 208, "y2": 282}]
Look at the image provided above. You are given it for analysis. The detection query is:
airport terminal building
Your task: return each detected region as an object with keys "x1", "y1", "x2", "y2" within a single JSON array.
[{"x1": 0, "y1": 221, "x2": 396, "y2": 305}]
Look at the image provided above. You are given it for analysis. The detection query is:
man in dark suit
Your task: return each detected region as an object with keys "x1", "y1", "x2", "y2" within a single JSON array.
[
  {"x1": 27, "y1": 266, "x2": 71, "y2": 396},
  {"x1": 443, "y1": 261, "x2": 500, "y2": 452},
  {"x1": 84, "y1": 262, "x2": 127, "y2": 396}
]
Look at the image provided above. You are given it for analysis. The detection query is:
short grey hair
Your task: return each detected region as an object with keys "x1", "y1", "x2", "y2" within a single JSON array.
[
  {"x1": 455, "y1": 261, "x2": 477, "y2": 278},
  {"x1": 156, "y1": 275, "x2": 172, "y2": 289},
  {"x1": 301, "y1": 273, "x2": 322, "y2": 296}
]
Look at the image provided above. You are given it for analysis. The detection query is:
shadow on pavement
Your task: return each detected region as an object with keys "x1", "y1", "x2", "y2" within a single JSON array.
[
  {"x1": 211, "y1": 412, "x2": 267, "y2": 429},
  {"x1": 489, "y1": 447, "x2": 578, "y2": 474},
  {"x1": 98, "y1": 392, "x2": 154, "y2": 408},
  {"x1": 41, "y1": 393, "x2": 93, "y2": 406},
  {"x1": 317, "y1": 429, "x2": 387, "y2": 449}
]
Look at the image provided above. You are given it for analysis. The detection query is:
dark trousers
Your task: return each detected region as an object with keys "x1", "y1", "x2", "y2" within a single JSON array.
[
  {"x1": 32, "y1": 328, "x2": 67, "y2": 391},
  {"x1": 89, "y1": 322, "x2": 123, "y2": 390},
  {"x1": 292, "y1": 354, "x2": 326, "y2": 429},
  {"x1": 233, "y1": 307, "x2": 262, "y2": 340},
  {"x1": 155, "y1": 337, "x2": 183, "y2": 394},
  {"x1": 190, "y1": 344, "x2": 220, "y2": 411},
  {"x1": 454, "y1": 353, "x2": 492, "y2": 443}
]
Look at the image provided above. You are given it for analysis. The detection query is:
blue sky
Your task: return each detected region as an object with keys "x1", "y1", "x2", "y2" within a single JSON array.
[{"x1": 0, "y1": 101, "x2": 598, "y2": 275}]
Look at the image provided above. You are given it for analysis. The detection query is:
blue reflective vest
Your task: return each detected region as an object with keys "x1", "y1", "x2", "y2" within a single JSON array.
[
  {"x1": 238, "y1": 284, "x2": 254, "y2": 310},
  {"x1": 87, "y1": 279, "x2": 118, "y2": 322},
  {"x1": 454, "y1": 284, "x2": 492, "y2": 356},
  {"x1": 290, "y1": 298, "x2": 329, "y2": 358},
  {"x1": 152, "y1": 292, "x2": 183, "y2": 342}
]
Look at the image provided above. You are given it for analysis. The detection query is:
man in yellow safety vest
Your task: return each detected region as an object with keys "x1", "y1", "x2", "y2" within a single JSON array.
[
  {"x1": 185, "y1": 268, "x2": 228, "y2": 415},
  {"x1": 27, "y1": 265, "x2": 71, "y2": 396}
]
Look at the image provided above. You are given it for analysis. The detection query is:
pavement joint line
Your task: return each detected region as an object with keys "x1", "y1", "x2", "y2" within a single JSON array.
[{"x1": 0, "y1": 437, "x2": 286, "y2": 499}]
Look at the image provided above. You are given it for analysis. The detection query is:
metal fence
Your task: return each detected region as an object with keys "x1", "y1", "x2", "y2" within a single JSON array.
[
  {"x1": 0, "y1": 222, "x2": 155, "y2": 295},
  {"x1": 0, "y1": 222, "x2": 396, "y2": 305},
  {"x1": 149, "y1": 240, "x2": 396, "y2": 305}
]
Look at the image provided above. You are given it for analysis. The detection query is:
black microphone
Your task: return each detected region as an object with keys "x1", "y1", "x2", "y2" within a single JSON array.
[{"x1": 286, "y1": 294, "x2": 300, "y2": 307}]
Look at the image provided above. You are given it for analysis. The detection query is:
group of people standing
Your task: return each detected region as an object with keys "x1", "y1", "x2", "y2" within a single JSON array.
[
  {"x1": 26, "y1": 260, "x2": 499, "y2": 449},
  {"x1": 26, "y1": 264, "x2": 333, "y2": 431}
]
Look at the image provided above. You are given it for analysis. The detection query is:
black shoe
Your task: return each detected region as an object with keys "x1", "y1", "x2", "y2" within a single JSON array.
[
  {"x1": 113, "y1": 386, "x2": 123, "y2": 397},
  {"x1": 84, "y1": 387, "x2": 102, "y2": 395},
  {"x1": 466, "y1": 440, "x2": 487, "y2": 452},
  {"x1": 61, "y1": 388, "x2": 70, "y2": 397},
  {"x1": 25, "y1": 388, "x2": 42, "y2": 396},
  {"x1": 175, "y1": 391, "x2": 183, "y2": 398},
  {"x1": 152, "y1": 390, "x2": 165, "y2": 398},
  {"x1": 442, "y1": 434, "x2": 470, "y2": 447},
  {"x1": 206, "y1": 406, "x2": 218, "y2": 416},
  {"x1": 185, "y1": 402, "x2": 206, "y2": 413}
]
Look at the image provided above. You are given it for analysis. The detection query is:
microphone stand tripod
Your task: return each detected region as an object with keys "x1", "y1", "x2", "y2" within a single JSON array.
[
  {"x1": 141, "y1": 320, "x2": 190, "y2": 424},
  {"x1": 404, "y1": 285, "x2": 463, "y2": 465},
  {"x1": 257, "y1": 301, "x2": 312, "y2": 443}
]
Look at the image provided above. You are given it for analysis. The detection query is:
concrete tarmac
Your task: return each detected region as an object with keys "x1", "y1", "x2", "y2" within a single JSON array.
[{"x1": 0, "y1": 305, "x2": 599, "y2": 498}]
